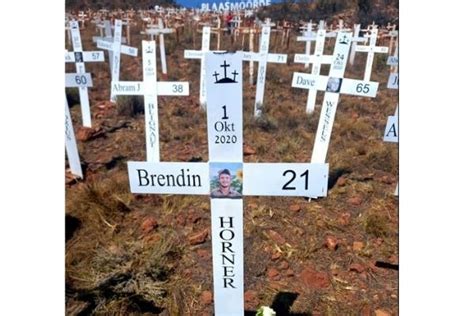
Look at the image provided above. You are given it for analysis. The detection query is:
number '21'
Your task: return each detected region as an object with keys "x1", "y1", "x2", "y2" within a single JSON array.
[{"x1": 282, "y1": 170, "x2": 309, "y2": 190}]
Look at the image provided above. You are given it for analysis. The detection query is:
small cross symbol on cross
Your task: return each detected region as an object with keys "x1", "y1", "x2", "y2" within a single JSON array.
[
  {"x1": 232, "y1": 70, "x2": 239, "y2": 81},
  {"x1": 213, "y1": 71, "x2": 219, "y2": 82}
]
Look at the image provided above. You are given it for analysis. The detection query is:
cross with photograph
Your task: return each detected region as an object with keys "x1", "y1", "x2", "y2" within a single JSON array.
[{"x1": 209, "y1": 162, "x2": 243, "y2": 199}]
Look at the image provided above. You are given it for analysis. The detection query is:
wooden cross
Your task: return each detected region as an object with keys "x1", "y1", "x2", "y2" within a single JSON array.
[
  {"x1": 242, "y1": 25, "x2": 287, "y2": 116},
  {"x1": 65, "y1": 21, "x2": 105, "y2": 127},
  {"x1": 111, "y1": 41, "x2": 189, "y2": 162},
  {"x1": 96, "y1": 20, "x2": 138, "y2": 102},
  {"x1": 127, "y1": 51, "x2": 329, "y2": 316},
  {"x1": 355, "y1": 27, "x2": 389, "y2": 81}
]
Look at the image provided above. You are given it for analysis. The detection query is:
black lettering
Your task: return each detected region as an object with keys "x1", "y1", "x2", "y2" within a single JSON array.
[
  {"x1": 223, "y1": 278, "x2": 236, "y2": 288},
  {"x1": 219, "y1": 216, "x2": 234, "y2": 228},
  {"x1": 220, "y1": 229, "x2": 235, "y2": 241},
  {"x1": 222, "y1": 254, "x2": 235, "y2": 265},
  {"x1": 192, "y1": 174, "x2": 201, "y2": 187},
  {"x1": 222, "y1": 242, "x2": 235, "y2": 253},
  {"x1": 137, "y1": 169, "x2": 149, "y2": 186}
]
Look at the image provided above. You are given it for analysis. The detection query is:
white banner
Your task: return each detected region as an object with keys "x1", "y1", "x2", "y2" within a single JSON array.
[
  {"x1": 127, "y1": 162, "x2": 209, "y2": 194},
  {"x1": 243, "y1": 163, "x2": 328, "y2": 197},
  {"x1": 205, "y1": 52, "x2": 243, "y2": 162}
]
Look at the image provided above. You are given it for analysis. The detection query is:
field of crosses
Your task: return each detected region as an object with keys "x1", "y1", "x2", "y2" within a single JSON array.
[{"x1": 65, "y1": 5, "x2": 398, "y2": 316}]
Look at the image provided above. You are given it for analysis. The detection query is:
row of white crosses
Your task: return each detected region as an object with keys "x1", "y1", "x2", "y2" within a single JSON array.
[
  {"x1": 65, "y1": 21, "x2": 105, "y2": 127},
  {"x1": 293, "y1": 31, "x2": 385, "y2": 164},
  {"x1": 127, "y1": 51, "x2": 329, "y2": 316}
]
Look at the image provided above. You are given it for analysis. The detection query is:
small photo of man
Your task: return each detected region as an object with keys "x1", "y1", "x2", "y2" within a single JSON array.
[
  {"x1": 326, "y1": 77, "x2": 342, "y2": 93},
  {"x1": 210, "y1": 162, "x2": 243, "y2": 199},
  {"x1": 74, "y1": 52, "x2": 83, "y2": 63}
]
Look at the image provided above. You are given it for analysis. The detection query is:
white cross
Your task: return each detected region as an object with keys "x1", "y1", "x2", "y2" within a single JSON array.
[
  {"x1": 111, "y1": 41, "x2": 189, "y2": 162},
  {"x1": 241, "y1": 26, "x2": 287, "y2": 117},
  {"x1": 96, "y1": 20, "x2": 138, "y2": 102},
  {"x1": 292, "y1": 28, "x2": 334, "y2": 114},
  {"x1": 127, "y1": 52, "x2": 329, "y2": 316},
  {"x1": 349, "y1": 24, "x2": 368, "y2": 66},
  {"x1": 93, "y1": 20, "x2": 128, "y2": 76},
  {"x1": 383, "y1": 105, "x2": 398, "y2": 195},
  {"x1": 184, "y1": 26, "x2": 222, "y2": 109},
  {"x1": 293, "y1": 32, "x2": 381, "y2": 163},
  {"x1": 356, "y1": 27, "x2": 389, "y2": 81},
  {"x1": 65, "y1": 21, "x2": 105, "y2": 127},
  {"x1": 142, "y1": 18, "x2": 174, "y2": 76},
  {"x1": 65, "y1": 96, "x2": 83, "y2": 179},
  {"x1": 77, "y1": 11, "x2": 87, "y2": 29},
  {"x1": 299, "y1": 21, "x2": 314, "y2": 69}
]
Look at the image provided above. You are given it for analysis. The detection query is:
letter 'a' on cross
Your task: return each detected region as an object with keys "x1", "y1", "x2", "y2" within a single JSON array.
[
  {"x1": 301, "y1": 32, "x2": 381, "y2": 164},
  {"x1": 241, "y1": 24, "x2": 287, "y2": 117},
  {"x1": 126, "y1": 52, "x2": 329, "y2": 316},
  {"x1": 383, "y1": 105, "x2": 399, "y2": 195},
  {"x1": 65, "y1": 21, "x2": 105, "y2": 127},
  {"x1": 65, "y1": 96, "x2": 83, "y2": 179},
  {"x1": 111, "y1": 41, "x2": 189, "y2": 162},
  {"x1": 96, "y1": 19, "x2": 138, "y2": 102}
]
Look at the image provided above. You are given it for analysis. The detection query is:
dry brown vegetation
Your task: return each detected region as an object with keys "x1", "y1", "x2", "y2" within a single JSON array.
[{"x1": 66, "y1": 8, "x2": 398, "y2": 315}]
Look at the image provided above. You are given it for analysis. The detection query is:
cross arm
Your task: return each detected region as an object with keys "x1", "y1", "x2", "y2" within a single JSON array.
[
  {"x1": 355, "y1": 45, "x2": 389, "y2": 53},
  {"x1": 65, "y1": 73, "x2": 93, "y2": 88},
  {"x1": 294, "y1": 54, "x2": 332, "y2": 64},
  {"x1": 65, "y1": 51, "x2": 105, "y2": 62}
]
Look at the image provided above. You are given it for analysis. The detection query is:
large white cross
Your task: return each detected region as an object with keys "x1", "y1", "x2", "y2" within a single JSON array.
[
  {"x1": 293, "y1": 32, "x2": 380, "y2": 163},
  {"x1": 292, "y1": 27, "x2": 333, "y2": 114},
  {"x1": 242, "y1": 25, "x2": 287, "y2": 117},
  {"x1": 65, "y1": 21, "x2": 105, "y2": 127},
  {"x1": 111, "y1": 41, "x2": 189, "y2": 162},
  {"x1": 356, "y1": 27, "x2": 389, "y2": 81},
  {"x1": 65, "y1": 97, "x2": 83, "y2": 179},
  {"x1": 127, "y1": 51, "x2": 329, "y2": 316},
  {"x1": 96, "y1": 20, "x2": 138, "y2": 102}
]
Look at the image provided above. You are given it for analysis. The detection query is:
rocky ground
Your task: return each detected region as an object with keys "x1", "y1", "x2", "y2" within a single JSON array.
[{"x1": 66, "y1": 14, "x2": 398, "y2": 316}]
